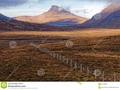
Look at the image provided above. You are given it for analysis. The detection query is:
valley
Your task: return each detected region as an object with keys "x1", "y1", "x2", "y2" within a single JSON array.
[
  {"x1": 0, "y1": 29, "x2": 120, "y2": 81},
  {"x1": 0, "y1": 3, "x2": 120, "y2": 82}
]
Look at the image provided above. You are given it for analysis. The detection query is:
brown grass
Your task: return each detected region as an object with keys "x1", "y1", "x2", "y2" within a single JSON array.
[
  {"x1": 0, "y1": 29, "x2": 120, "y2": 37},
  {"x1": 0, "y1": 29, "x2": 120, "y2": 81}
]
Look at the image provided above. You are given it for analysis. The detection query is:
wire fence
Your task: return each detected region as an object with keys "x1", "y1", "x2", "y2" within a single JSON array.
[{"x1": 31, "y1": 43, "x2": 120, "y2": 81}]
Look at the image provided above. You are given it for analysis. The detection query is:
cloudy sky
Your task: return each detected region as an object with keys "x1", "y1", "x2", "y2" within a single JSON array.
[{"x1": 0, "y1": 0, "x2": 117, "y2": 18}]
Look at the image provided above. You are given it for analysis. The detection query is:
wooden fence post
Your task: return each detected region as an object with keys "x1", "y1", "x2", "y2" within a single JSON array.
[
  {"x1": 80, "y1": 64, "x2": 82, "y2": 72},
  {"x1": 66, "y1": 58, "x2": 69, "y2": 65},
  {"x1": 70, "y1": 60, "x2": 73, "y2": 67},
  {"x1": 102, "y1": 71, "x2": 105, "y2": 81},
  {"x1": 87, "y1": 66, "x2": 89, "y2": 75},
  {"x1": 74, "y1": 62, "x2": 77, "y2": 70}
]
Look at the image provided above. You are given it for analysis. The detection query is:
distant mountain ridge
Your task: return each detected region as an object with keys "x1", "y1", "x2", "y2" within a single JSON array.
[
  {"x1": 98, "y1": 9, "x2": 120, "y2": 28},
  {"x1": 81, "y1": 4, "x2": 120, "y2": 28},
  {"x1": 15, "y1": 5, "x2": 88, "y2": 26},
  {"x1": 1, "y1": 4, "x2": 120, "y2": 30},
  {"x1": 0, "y1": 13, "x2": 79, "y2": 31}
]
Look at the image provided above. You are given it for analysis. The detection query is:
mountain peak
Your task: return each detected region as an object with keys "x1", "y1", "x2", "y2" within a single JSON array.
[
  {"x1": 51, "y1": 5, "x2": 59, "y2": 9},
  {"x1": 49, "y1": 5, "x2": 70, "y2": 13}
]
